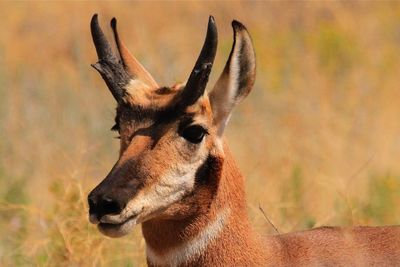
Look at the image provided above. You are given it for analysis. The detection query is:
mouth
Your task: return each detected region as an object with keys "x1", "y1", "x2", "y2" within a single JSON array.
[
  {"x1": 89, "y1": 205, "x2": 165, "y2": 238},
  {"x1": 96, "y1": 215, "x2": 138, "y2": 238}
]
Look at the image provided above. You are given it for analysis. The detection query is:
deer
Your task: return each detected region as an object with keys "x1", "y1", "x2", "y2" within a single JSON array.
[{"x1": 87, "y1": 14, "x2": 400, "y2": 266}]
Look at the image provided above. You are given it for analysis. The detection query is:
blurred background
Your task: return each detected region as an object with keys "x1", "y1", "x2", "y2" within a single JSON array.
[{"x1": 1, "y1": 1, "x2": 400, "y2": 266}]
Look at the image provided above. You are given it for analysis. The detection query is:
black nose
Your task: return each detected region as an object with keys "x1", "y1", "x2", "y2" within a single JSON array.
[{"x1": 88, "y1": 193, "x2": 125, "y2": 219}]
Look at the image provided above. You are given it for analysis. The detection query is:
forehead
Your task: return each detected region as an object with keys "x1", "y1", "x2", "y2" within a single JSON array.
[
  {"x1": 116, "y1": 83, "x2": 213, "y2": 128},
  {"x1": 124, "y1": 80, "x2": 182, "y2": 109}
]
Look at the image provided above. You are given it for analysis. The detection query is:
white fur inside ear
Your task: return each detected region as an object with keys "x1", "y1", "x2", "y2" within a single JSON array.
[
  {"x1": 210, "y1": 22, "x2": 256, "y2": 137},
  {"x1": 228, "y1": 35, "x2": 242, "y2": 106},
  {"x1": 214, "y1": 36, "x2": 241, "y2": 136}
]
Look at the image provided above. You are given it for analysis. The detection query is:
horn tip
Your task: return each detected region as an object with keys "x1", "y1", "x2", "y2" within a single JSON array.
[
  {"x1": 209, "y1": 15, "x2": 215, "y2": 23},
  {"x1": 208, "y1": 16, "x2": 216, "y2": 29},
  {"x1": 110, "y1": 17, "x2": 117, "y2": 30},
  {"x1": 207, "y1": 15, "x2": 217, "y2": 37},
  {"x1": 91, "y1": 14, "x2": 99, "y2": 25}
]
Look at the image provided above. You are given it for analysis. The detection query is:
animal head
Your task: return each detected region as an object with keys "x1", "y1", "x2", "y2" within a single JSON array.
[{"x1": 87, "y1": 14, "x2": 255, "y2": 238}]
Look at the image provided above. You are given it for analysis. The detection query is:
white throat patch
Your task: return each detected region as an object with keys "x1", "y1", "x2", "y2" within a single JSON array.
[{"x1": 146, "y1": 208, "x2": 231, "y2": 267}]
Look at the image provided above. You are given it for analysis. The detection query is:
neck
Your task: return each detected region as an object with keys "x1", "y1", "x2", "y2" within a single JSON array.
[{"x1": 141, "y1": 144, "x2": 267, "y2": 266}]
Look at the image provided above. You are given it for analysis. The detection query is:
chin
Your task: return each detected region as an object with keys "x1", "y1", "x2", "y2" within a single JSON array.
[{"x1": 97, "y1": 218, "x2": 137, "y2": 238}]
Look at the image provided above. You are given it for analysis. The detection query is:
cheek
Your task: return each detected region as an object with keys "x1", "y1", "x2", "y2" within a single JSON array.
[
  {"x1": 124, "y1": 142, "x2": 209, "y2": 217},
  {"x1": 152, "y1": 141, "x2": 209, "y2": 199},
  {"x1": 150, "y1": 139, "x2": 207, "y2": 193},
  {"x1": 157, "y1": 163, "x2": 199, "y2": 199},
  {"x1": 174, "y1": 138, "x2": 209, "y2": 163},
  {"x1": 124, "y1": 157, "x2": 206, "y2": 221},
  {"x1": 156, "y1": 155, "x2": 207, "y2": 203}
]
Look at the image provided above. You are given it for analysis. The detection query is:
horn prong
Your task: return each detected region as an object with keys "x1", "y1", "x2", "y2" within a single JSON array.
[{"x1": 110, "y1": 17, "x2": 158, "y2": 88}]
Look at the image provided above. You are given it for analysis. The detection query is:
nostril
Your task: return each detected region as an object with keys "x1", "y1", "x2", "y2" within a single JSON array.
[
  {"x1": 88, "y1": 193, "x2": 125, "y2": 218},
  {"x1": 100, "y1": 197, "x2": 123, "y2": 215}
]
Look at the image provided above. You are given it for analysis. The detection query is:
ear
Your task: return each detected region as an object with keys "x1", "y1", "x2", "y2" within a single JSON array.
[{"x1": 209, "y1": 20, "x2": 256, "y2": 136}]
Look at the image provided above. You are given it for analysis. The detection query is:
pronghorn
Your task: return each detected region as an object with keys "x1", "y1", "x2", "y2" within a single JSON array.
[{"x1": 87, "y1": 14, "x2": 400, "y2": 266}]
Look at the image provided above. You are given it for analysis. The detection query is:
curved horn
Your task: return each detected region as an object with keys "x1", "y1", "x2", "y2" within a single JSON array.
[
  {"x1": 90, "y1": 14, "x2": 130, "y2": 103},
  {"x1": 179, "y1": 16, "x2": 218, "y2": 108},
  {"x1": 110, "y1": 18, "x2": 158, "y2": 88}
]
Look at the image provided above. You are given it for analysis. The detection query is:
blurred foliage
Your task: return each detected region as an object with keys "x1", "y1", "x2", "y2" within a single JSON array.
[
  {"x1": 0, "y1": 1, "x2": 400, "y2": 266},
  {"x1": 361, "y1": 173, "x2": 400, "y2": 224}
]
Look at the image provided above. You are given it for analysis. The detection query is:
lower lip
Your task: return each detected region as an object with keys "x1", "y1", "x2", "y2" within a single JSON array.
[
  {"x1": 98, "y1": 222, "x2": 124, "y2": 229},
  {"x1": 99, "y1": 218, "x2": 131, "y2": 229},
  {"x1": 97, "y1": 216, "x2": 137, "y2": 235}
]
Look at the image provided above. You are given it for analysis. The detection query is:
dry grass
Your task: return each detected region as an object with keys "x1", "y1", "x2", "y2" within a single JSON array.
[{"x1": 0, "y1": 2, "x2": 400, "y2": 266}]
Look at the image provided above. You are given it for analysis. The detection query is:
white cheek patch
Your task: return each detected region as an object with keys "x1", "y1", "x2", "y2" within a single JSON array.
[
  {"x1": 122, "y1": 157, "x2": 206, "y2": 222},
  {"x1": 146, "y1": 208, "x2": 231, "y2": 267}
]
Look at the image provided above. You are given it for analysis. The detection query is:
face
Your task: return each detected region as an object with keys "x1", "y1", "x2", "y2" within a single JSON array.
[
  {"x1": 88, "y1": 14, "x2": 255, "y2": 238},
  {"x1": 88, "y1": 86, "x2": 224, "y2": 237}
]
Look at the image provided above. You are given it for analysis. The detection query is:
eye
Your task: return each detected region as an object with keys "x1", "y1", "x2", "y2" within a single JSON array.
[{"x1": 180, "y1": 125, "x2": 208, "y2": 144}]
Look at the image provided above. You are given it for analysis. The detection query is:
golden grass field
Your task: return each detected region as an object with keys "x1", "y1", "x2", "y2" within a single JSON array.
[{"x1": 1, "y1": 1, "x2": 400, "y2": 266}]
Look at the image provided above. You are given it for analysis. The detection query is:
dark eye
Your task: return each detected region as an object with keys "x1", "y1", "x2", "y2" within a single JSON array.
[{"x1": 180, "y1": 125, "x2": 207, "y2": 144}]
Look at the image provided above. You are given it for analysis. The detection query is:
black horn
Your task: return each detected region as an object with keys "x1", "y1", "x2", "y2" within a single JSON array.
[
  {"x1": 90, "y1": 14, "x2": 131, "y2": 103},
  {"x1": 180, "y1": 16, "x2": 218, "y2": 107},
  {"x1": 91, "y1": 14, "x2": 114, "y2": 61}
]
